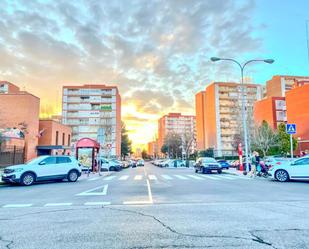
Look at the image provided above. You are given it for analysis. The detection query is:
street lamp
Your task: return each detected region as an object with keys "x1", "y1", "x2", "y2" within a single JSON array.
[{"x1": 210, "y1": 57, "x2": 274, "y2": 173}]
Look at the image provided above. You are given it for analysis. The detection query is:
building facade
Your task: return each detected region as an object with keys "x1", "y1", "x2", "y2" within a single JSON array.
[
  {"x1": 266, "y1": 75, "x2": 309, "y2": 97},
  {"x1": 195, "y1": 82, "x2": 264, "y2": 156},
  {"x1": 195, "y1": 91, "x2": 206, "y2": 150},
  {"x1": 37, "y1": 120, "x2": 72, "y2": 156},
  {"x1": 253, "y1": 97, "x2": 286, "y2": 129},
  {"x1": 147, "y1": 141, "x2": 158, "y2": 158},
  {"x1": 62, "y1": 84, "x2": 121, "y2": 157},
  {"x1": 158, "y1": 113, "x2": 196, "y2": 156},
  {"x1": 0, "y1": 82, "x2": 40, "y2": 161}
]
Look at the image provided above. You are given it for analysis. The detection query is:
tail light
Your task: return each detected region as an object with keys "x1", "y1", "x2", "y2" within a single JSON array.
[{"x1": 276, "y1": 162, "x2": 281, "y2": 165}]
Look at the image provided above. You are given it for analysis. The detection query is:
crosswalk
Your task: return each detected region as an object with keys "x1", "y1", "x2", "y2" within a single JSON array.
[{"x1": 87, "y1": 174, "x2": 250, "y2": 182}]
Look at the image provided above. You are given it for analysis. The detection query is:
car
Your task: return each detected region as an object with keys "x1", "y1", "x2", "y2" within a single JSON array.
[
  {"x1": 264, "y1": 156, "x2": 292, "y2": 168},
  {"x1": 194, "y1": 157, "x2": 222, "y2": 174},
  {"x1": 268, "y1": 156, "x2": 309, "y2": 182},
  {"x1": 163, "y1": 159, "x2": 185, "y2": 168},
  {"x1": 217, "y1": 159, "x2": 230, "y2": 170},
  {"x1": 98, "y1": 158, "x2": 122, "y2": 171},
  {"x1": 136, "y1": 159, "x2": 144, "y2": 166},
  {"x1": 128, "y1": 160, "x2": 137, "y2": 168},
  {"x1": 1, "y1": 155, "x2": 81, "y2": 186}
]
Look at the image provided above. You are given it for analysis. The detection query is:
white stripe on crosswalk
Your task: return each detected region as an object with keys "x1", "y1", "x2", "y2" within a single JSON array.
[
  {"x1": 88, "y1": 177, "x2": 100, "y2": 181},
  {"x1": 218, "y1": 175, "x2": 236, "y2": 180},
  {"x1": 3, "y1": 204, "x2": 33, "y2": 208},
  {"x1": 174, "y1": 175, "x2": 188, "y2": 180},
  {"x1": 104, "y1": 176, "x2": 116, "y2": 181},
  {"x1": 119, "y1": 175, "x2": 129, "y2": 180},
  {"x1": 161, "y1": 174, "x2": 173, "y2": 180},
  {"x1": 45, "y1": 203, "x2": 72, "y2": 207},
  {"x1": 148, "y1": 175, "x2": 157, "y2": 180},
  {"x1": 134, "y1": 175, "x2": 143, "y2": 180},
  {"x1": 200, "y1": 175, "x2": 220, "y2": 180},
  {"x1": 187, "y1": 174, "x2": 204, "y2": 180}
]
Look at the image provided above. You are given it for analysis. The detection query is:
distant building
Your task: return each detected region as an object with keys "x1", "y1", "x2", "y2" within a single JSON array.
[
  {"x1": 253, "y1": 97, "x2": 286, "y2": 129},
  {"x1": 147, "y1": 141, "x2": 158, "y2": 158},
  {"x1": 62, "y1": 84, "x2": 121, "y2": 157},
  {"x1": 266, "y1": 75, "x2": 309, "y2": 98},
  {"x1": 195, "y1": 82, "x2": 264, "y2": 156},
  {"x1": 0, "y1": 82, "x2": 40, "y2": 161},
  {"x1": 158, "y1": 113, "x2": 196, "y2": 156},
  {"x1": 37, "y1": 119, "x2": 72, "y2": 156}
]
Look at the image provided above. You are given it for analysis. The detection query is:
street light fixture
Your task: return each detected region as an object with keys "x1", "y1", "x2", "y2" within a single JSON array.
[{"x1": 210, "y1": 57, "x2": 274, "y2": 173}]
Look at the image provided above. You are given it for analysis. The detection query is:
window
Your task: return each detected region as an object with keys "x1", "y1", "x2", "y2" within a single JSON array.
[
  {"x1": 56, "y1": 131, "x2": 59, "y2": 145},
  {"x1": 68, "y1": 134, "x2": 71, "y2": 146},
  {"x1": 62, "y1": 133, "x2": 65, "y2": 145},
  {"x1": 294, "y1": 158, "x2": 309, "y2": 166},
  {"x1": 57, "y1": 157, "x2": 72, "y2": 164},
  {"x1": 40, "y1": 157, "x2": 57, "y2": 165}
]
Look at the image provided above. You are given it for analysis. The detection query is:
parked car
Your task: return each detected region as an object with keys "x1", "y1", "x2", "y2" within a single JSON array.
[
  {"x1": 217, "y1": 159, "x2": 230, "y2": 170},
  {"x1": 268, "y1": 157, "x2": 309, "y2": 182},
  {"x1": 1, "y1": 155, "x2": 81, "y2": 186},
  {"x1": 264, "y1": 157, "x2": 292, "y2": 168},
  {"x1": 163, "y1": 159, "x2": 185, "y2": 168},
  {"x1": 98, "y1": 158, "x2": 122, "y2": 171},
  {"x1": 136, "y1": 159, "x2": 144, "y2": 166},
  {"x1": 128, "y1": 160, "x2": 137, "y2": 168},
  {"x1": 194, "y1": 157, "x2": 222, "y2": 174}
]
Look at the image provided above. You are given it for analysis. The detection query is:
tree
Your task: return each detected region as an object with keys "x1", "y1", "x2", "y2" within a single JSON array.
[
  {"x1": 276, "y1": 123, "x2": 298, "y2": 156},
  {"x1": 161, "y1": 144, "x2": 168, "y2": 154},
  {"x1": 251, "y1": 121, "x2": 278, "y2": 157},
  {"x1": 198, "y1": 148, "x2": 214, "y2": 158},
  {"x1": 121, "y1": 122, "x2": 132, "y2": 160},
  {"x1": 141, "y1": 149, "x2": 148, "y2": 159},
  {"x1": 181, "y1": 131, "x2": 196, "y2": 160},
  {"x1": 163, "y1": 132, "x2": 182, "y2": 158}
]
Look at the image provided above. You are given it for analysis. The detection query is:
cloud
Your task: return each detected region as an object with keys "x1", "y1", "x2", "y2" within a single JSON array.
[{"x1": 0, "y1": 0, "x2": 263, "y2": 144}]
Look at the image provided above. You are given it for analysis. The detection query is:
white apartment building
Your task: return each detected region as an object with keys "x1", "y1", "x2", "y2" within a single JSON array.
[{"x1": 62, "y1": 84, "x2": 121, "y2": 157}]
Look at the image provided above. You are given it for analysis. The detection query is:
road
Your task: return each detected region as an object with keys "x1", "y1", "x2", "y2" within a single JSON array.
[{"x1": 0, "y1": 162, "x2": 309, "y2": 249}]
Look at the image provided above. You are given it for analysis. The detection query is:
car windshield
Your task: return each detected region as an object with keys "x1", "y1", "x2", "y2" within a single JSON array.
[
  {"x1": 26, "y1": 157, "x2": 45, "y2": 165},
  {"x1": 201, "y1": 158, "x2": 217, "y2": 163}
]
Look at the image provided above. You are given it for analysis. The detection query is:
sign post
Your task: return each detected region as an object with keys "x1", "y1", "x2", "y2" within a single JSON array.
[{"x1": 286, "y1": 124, "x2": 296, "y2": 159}]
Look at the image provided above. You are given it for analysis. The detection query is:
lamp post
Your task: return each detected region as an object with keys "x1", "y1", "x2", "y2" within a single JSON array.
[{"x1": 210, "y1": 57, "x2": 274, "y2": 173}]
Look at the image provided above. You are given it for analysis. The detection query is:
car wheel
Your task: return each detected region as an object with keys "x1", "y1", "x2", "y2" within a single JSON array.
[
  {"x1": 217, "y1": 169, "x2": 222, "y2": 174},
  {"x1": 109, "y1": 166, "x2": 115, "y2": 171},
  {"x1": 21, "y1": 172, "x2": 35, "y2": 186},
  {"x1": 201, "y1": 167, "x2": 206, "y2": 174},
  {"x1": 275, "y1": 170, "x2": 289, "y2": 182},
  {"x1": 195, "y1": 169, "x2": 198, "y2": 173},
  {"x1": 67, "y1": 170, "x2": 79, "y2": 182}
]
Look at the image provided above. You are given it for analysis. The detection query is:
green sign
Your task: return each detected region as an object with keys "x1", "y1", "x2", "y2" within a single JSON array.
[{"x1": 100, "y1": 105, "x2": 112, "y2": 111}]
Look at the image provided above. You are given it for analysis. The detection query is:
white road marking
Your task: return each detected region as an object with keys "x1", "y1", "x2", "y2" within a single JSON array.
[
  {"x1": 123, "y1": 200, "x2": 152, "y2": 205},
  {"x1": 134, "y1": 175, "x2": 143, "y2": 180},
  {"x1": 84, "y1": 202, "x2": 111, "y2": 206},
  {"x1": 217, "y1": 175, "x2": 236, "y2": 180},
  {"x1": 174, "y1": 175, "x2": 188, "y2": 180},
  {"x1": 88, "y1": 177, "x2": 100, "y2": 181},
  {"x1": 76, "y1": 184, "x2": 108, "y2": 196},
  {"x1": 161, "y1": 174, "x2": 173, "y2": 180},
  {"x1": 119, "y1": 175, "x2": 129, "y2": 180},
  {"x1": 148, "y1": 175, "x2": 157, "y2": 180},
  {"x1": 147, "y1": 179, "x2": 153, "y2": 203},
  {"x1": 187, "y1": 174, "x2": 204, "y2": 180},
  {"x1": 44, "y1": 203, "x2": 72, "y2": 207},
  {"x1": 103, "y1": 175, "x2": 116, "y2": 181},
  {"x1": 3, "y1": 204, "x2": 33, "y2": 208},
  {"x1": 200, "y1": 175, "x2": 220, "y2": 180}
]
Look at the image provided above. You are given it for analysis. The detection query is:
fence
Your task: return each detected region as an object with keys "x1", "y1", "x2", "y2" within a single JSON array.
[{"x1": 0, "y1": 146, "x2": 25, "y2": 168}]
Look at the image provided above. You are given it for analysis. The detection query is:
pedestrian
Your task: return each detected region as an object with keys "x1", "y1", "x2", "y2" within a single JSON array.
[
  {"x1": 98, "y1": 157, "x2": 102, "y2": 176},
  {"x1": 249, "y1": 151, "x2": 257, "y2": 178}
]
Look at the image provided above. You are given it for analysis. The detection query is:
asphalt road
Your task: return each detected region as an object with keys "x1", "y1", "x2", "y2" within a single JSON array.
[{"x1": 1, "y1": 162, "x2": 309, "y2": 249}]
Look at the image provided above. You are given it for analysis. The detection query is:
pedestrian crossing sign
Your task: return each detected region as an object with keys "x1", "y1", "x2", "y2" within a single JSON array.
[{"x1": 286, "y1": 124, "x2": 296, "y2": 134}]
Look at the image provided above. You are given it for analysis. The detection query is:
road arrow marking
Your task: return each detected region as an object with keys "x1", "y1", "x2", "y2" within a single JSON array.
[{"x1": 76, "y1": 184, "x2": 108, "y2": 196}]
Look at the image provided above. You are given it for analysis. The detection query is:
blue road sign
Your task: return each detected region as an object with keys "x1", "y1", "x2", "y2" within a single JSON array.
[{"x1": 286, "y1": 124, "x2": 296, "y2": 134}]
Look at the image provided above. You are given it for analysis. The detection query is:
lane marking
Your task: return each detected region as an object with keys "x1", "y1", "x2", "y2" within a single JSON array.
[
  {"x1": 187, "y1": 174, "x2": 204, "y2": 180},
  {"x1": 161, "y1": 174, "x2": 173, "y2": 180},
  {"x1": 119, "y1": 175, "x2": 129, "y2": 180},
  {"x1": 147, "y1": 179, "x2": 153, "y2": 203},
  {"x1": 134, "y1": 175, "x2": 143, "y2": 180},
  {"x1": 3, "y1": 204, "x2": 33, "y2": 208},
  {"x1": 218, "y1": 175, "x2": 236, "y2": 180},
  {"x1": 103, "y1": 176, "x2": 116, "y2": 181},
  {"x1": 84, "y1": 202, "x2": 111, "y2": 206},
  {"x1": 200, "y1": 175, "x2": 220, "y2": 180},
  {"x1": 174, "y1": 175, "x2": 188, "y2": 180},
  {"x1": 44, "y1": 203, "x2": 72, "y2": 207},
  {"x1": 123, "y1": 200, "x2": 152, "y2": 205},
  {"x1": 148, "y1": 175, "x2": 157, "y2": 180},
  {"x1": 76, "y1": 184, "x2": 108, "y2": 196}
]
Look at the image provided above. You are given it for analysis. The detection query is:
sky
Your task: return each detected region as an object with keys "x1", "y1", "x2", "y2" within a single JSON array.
[{"x1": 1, "y1": 0, "x2": 309, "y2": 149}]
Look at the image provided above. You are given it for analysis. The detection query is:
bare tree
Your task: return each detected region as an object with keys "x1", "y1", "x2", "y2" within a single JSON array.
[
  {"x1": 163, "y1": 132, "x2": 182, "y2": 158},
  {"x1": 181, "y1": 131, "x2": 195, "y2": 160}
]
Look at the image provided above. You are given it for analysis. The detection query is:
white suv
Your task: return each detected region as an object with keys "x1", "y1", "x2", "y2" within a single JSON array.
[{"x1": 1, "y1": 156, "x2": 82, "y2": 186}]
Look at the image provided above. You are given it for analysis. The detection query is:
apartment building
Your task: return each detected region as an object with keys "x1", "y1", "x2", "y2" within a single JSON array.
[
  {"x1": 195, "y1": 82, "x2": 264, "y2": 156},
  {"x1": 147, "y1": 140, "x2": 158, "y2": 158},
  {"x1": 158, "y1": 113, "x2": 196, "y2": 154},
  {"x1": 266, "y1": 75, "x2": 309, "y2": 97},
  {"x1": 253, "y1": 97, "x2": 286, "y2": 129},
  {"x1": 62, "y1": 84, "x2": 121, "y2": 157}
]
